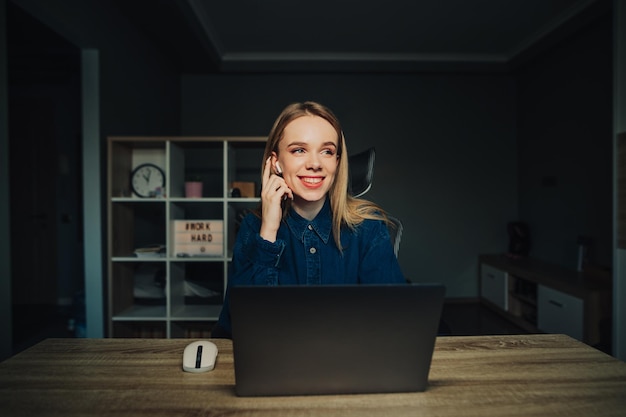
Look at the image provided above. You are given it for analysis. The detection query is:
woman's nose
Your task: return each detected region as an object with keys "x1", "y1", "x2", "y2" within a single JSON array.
[{"x1": 306, "y1": 154, "x2": 321, "y2": 170}]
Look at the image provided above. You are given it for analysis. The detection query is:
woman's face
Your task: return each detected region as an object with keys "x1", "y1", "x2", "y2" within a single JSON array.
[{"x1": 273, "y1": 115, "x2": 339, "y2": 205}]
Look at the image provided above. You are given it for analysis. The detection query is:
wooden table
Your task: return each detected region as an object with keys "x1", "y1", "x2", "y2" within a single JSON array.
[{"x1": 1, "y1": 335, "x2": 625, "y2": 416}]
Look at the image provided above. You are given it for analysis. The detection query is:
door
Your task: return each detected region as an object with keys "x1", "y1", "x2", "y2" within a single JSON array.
[
  {"x1": 9, "y1": 97, "x2": 58, "y2": 306},
  {"x1": 8, "y1": 2, "x2": 83, "y2": 350}
]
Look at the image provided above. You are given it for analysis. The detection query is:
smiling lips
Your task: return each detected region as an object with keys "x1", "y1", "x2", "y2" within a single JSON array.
[{"x1": 300, "y1": 176, "x2": 324, "y2": 188}]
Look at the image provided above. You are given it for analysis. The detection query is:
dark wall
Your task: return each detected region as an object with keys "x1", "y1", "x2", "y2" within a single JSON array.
[
  {"x1": 181, "y1": 73, "x2": 518, "y2": 297},
  {"x1": 516, "y1": 14, "x2": 613, "y2": 269},
  {"x1": 7, "y1": 0, "x2": 183, "y2": 336},
  {"x1": 13, "y1": 0, "x2": 182, "y2": 137},
  {"x1": 7, "y1": 0, "x2": 612, "y2": 302},
  {"x1": 8, "y1": 1, "x2": 83, "y2": 306}
]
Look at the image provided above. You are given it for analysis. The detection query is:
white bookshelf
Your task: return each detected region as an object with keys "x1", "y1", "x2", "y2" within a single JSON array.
[{"x1": 107, "y1": 136, "x2": 265, "y2": 338}]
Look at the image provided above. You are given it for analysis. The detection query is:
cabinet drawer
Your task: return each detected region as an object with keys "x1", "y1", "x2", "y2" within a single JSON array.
[
  {"x1": 480, "y1": 264, "x2": 508, "y2": 310},
  {"x1": 537, "y1": 285, "x2": 583, "y2": 341}
]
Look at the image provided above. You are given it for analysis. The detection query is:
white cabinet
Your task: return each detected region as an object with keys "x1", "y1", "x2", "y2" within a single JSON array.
[
  {"x1": 479, "y1": 254, "x2": 611, "y2": 348},
  {"x1": 537, "y1": 285, "x2": 584, "y2": 341},
  {"x1": 480, "y1": 264, "x2": 508, "y2": 310},
  {"x1": 107, "y1": 136, "x2": 266, "y2": 338}
]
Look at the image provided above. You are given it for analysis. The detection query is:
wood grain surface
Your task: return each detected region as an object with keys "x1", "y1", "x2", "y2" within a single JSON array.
[{"x1": 1, "y1": 334, "x2": 625, "y2": 416}]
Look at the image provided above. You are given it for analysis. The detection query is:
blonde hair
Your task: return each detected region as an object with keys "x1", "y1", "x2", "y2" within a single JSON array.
[{"x1": 259, "y1": 101, "x2": 391, "y2": 251}]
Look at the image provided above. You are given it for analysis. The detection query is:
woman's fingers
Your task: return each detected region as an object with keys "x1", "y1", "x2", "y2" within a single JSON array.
[{"x1": 262, "y1": 157, "x2": 272, "y2": 187}]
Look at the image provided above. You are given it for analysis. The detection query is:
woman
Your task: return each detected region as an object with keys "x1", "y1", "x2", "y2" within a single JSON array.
[{"x1": 213, "y1": 101, "x2": 405, "y2": 338}]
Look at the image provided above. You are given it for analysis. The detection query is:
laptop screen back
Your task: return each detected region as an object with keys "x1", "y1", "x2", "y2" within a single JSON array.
[{"x1": 230, "y1": 283, "x2": 445, "y2": 397}]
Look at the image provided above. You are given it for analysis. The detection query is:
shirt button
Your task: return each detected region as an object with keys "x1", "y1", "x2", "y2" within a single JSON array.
[
  {"x1": 308, "y1": 225, "x2": 313, "y2": 230},
  {"x1": 309, "y1": 247, "x2": 317, "y2": 254}
]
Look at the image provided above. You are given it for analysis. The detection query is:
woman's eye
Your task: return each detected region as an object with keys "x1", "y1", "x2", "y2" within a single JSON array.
[
  {"x1": 291, "y1": 148, "x2": 305, "y2": 154},
  {"x1": 322, "y1": 148, "x2": 336, "y2": 156}
]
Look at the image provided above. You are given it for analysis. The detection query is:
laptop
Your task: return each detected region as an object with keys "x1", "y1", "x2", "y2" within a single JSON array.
[{"x1": 229, "y1": 283, "x2": 446, "y2": 397}]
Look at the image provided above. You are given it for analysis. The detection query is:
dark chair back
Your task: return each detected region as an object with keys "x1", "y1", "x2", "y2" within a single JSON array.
[
  {"x1": 387, "y1": 215, "x2": 403, "y2": 258},
  {"x1": 348, "y1": 147, "x2": 375, "y2": 198}
]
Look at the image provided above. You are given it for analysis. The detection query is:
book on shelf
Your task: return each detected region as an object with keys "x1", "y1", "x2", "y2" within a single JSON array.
[
  {"x1": 172, "y1": 220, "x2": 224, "y2": 257},
  {"x1": 134, "y1": 244, "x2": 166, "y2": 258}
]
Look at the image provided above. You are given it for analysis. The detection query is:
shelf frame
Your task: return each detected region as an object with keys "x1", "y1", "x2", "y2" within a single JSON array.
[{"x1": 107, "y1": 136, "x2": 266, "y2": 338}]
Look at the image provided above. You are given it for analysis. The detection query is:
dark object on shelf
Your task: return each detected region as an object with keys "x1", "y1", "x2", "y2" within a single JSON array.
[
  {"x1": 231, "y1": 188, "x2": 241, "y2": 197},
  {"x1": 507, "y1": 222, "x2": 530, "y2": 258},
  {"x1": 231, "y1": 181, "x2": 255, "y2": 197}
]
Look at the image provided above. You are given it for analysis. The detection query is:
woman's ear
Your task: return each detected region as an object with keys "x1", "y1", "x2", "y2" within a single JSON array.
[{"x1": 270, "y1": 152, "x2": 282, "y2": 175}]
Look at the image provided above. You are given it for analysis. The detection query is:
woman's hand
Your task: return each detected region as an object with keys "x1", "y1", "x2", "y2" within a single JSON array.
[{"x1": 259, "y1": 157, "x2": 293, "y2": 242}]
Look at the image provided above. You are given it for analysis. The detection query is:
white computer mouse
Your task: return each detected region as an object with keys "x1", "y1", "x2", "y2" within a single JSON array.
[{"x1": 182, "y1": 340, "x2": 218, "y2": 373}]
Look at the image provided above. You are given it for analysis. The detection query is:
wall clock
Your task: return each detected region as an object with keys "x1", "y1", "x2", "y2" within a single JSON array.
[{"x1": 130, "y1": 163, "x2": 165, "y2": 198}]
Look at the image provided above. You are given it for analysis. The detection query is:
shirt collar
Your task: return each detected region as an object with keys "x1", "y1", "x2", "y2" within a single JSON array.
[{"x1": 286, "y1": 198, "x2": 332, "y2": 244}]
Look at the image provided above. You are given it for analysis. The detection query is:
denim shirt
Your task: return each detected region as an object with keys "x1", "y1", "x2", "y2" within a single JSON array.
[{"x1": 215, "y1": 198, "x2": 406, "y2": 336}]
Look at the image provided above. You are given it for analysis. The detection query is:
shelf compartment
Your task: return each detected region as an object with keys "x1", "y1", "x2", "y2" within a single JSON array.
[
  {"x1": 170, "y1": 262, "x2": 224, "y2": 320},
  {"x1": 111, "y1": 261, "x2": 166, "y2": 318},
  {"x1": 227, "y1": 141, "x2": 265, "y2": 197},
  {"x1": 111, "y1": 201, "x2": 166, "y2": 257},
  {"x1": 109, "y1": 139, "x2": 166, "y2": 198},
  {"x1": 169, "y1": 141, "x2": 224, "y2": 198},
  {"x1": 507, "y1": 275, "x2": 538, "y2": 326}
]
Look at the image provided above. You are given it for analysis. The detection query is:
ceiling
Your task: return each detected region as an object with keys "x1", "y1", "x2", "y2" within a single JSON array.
[{"x1": 115, "y1": 0, "x2": 609, "y2": 73}]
